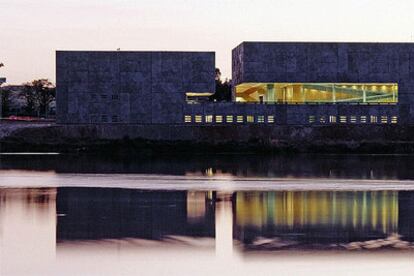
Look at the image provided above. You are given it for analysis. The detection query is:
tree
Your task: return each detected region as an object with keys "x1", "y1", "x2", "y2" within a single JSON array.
[
  {"x1": 1, "y1": 87, "x2": 11, "y2": 117},
  {"x1": 210, "y1": 68, "x2": 232, "y2": 102},
  {"x1": 20, "y1": 79, "x2": 56, "y2": 117}
]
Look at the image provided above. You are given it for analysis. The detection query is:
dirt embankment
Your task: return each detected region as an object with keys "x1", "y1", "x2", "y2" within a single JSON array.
[{"x1": 2, "y1": 121, "x2": 414, "y2": 154}]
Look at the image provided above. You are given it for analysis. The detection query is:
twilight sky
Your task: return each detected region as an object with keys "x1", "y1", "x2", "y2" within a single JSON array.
[{"x1": 1, "y1": 0, "x2": 414, "y2": 84}]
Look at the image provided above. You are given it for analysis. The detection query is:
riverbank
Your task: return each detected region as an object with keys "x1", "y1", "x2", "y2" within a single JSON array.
[{"x1": 1, "y1": 121, "x2": 414, "y2": 154}]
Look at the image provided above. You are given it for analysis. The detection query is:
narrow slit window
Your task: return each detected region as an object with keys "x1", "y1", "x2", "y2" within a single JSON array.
[
  {"x1": 205, "y1": 115, "x2": 213, "y2": 123},
  {"x1": 257, "y1": 116, "x2": 265, "y2": 123},
  {"x1": 267, "y1": 115, "x2": 275, "y2": 123},
  {"x1": 112, "y1": 115, "x2": 119, "y2": 122},
  {"x1": 309, "y1": 116, "x2": 316, "y2": 123},
  {"x1": 216, "y1": 115, "x2": 223, "y2": 123},
  {"x1": 184, "y1": 115, "x2": 192, "y2": 123},
  {"x1": 381, "y1": 116, "x2": 388, "y2": 124},
  {"x1": 237, "y1": 116, "x2": 244, "y2": 123},
  {"x1": 360, "y1": 116, "x2": 367, "y2": 123},
  {"x1": 370, "y1": 115, "x2": 378, "y2": 123},
  {"x1": 226, "y1": 115, "x2": 234, "y2": 123},
  {"x1": 195, "y1": 115, "x2": 202, "y2": 123},
  {"x1": 350, "y1": 116, "x2": 357, "y2": 123},
  {"x1": 340, "y1": 116, "x2": 347, "y2": 123},
  {"x1": 329, "y1": 116, "x2": 337, "y2": 123},
  {"x1": 320, "y1": 116, "x2": 326, "y2": 124},
  {"x1": 391, "y1": 116, "x2": 398, "y2": 124}
]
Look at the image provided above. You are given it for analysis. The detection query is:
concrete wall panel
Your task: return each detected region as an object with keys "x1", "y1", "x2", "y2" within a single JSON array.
[
  {"x1": 57, "y1": 51, "x2": 215, "y2": 124},
  {"x1": 232, "y1": 42, "x2": 413, "y2": 124}
]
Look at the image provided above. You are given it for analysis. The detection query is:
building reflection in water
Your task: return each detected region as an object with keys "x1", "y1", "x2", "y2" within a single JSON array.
[
  {"x1": 0, "y1": 188, "x2": 56, "y2": 275},
  {"x1": 54, "y1": 188, "x2": 414, "y2": 251},
  {"x1": 234, "y1": 191, "x2": 414, "y2": 250},
  {"x1": 1, "y1": 187, "x2": 414, "y2": 269},
  {"x1": 56, "y1": 188, "x2": 216, "y2": 242}
]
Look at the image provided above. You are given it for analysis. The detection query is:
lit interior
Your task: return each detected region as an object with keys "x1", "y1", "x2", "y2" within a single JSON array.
[
  {"x1": 235, "y1": 83, "x2": 398, "y2": 104},
  {"x1": 235, "y1": 191, "x2": 398, "y2": 233},
  {"x1": 186, "y1": 92, "x2": 214, "y2": 104}
]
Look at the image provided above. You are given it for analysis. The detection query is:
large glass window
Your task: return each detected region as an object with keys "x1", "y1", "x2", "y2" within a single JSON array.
[{"x1": 235, "y1": 83, "x2": 398, "y2": 104}]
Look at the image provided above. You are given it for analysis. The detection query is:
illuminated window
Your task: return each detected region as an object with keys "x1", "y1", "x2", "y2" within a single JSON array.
[
  {"x1": 215, "y1": 115, "x2": 223, "y2": 123},
  {"x1": 329, "y1": 116, "x2": 337, "y2": 123},
  {"x1": 226, "y1": 115, "x2": 234, "y2": 123},
  {"x1": 247, "y1": 115, "x2": 254, "y2": 123},
  {"x1": 360, "y1": 116, "x2": 367, "y2": 123},
  {"x1": 350, "y1": 116, "x2": 357, "y2": 123},
  {"x1": 308, "y1": 116, "x2": 316, "y2": 123},
  {"x1": 370, "y1": 115, "x2": 378, "y2": 123},
  {"x1": 184, "y1": 115, "x2": 192, "y2": 123},
  {"x1": 237, "y1": 115, "x2": 244, "y2": 123},
  {"x1": 235, "y1": 83, "x2": 398, "y2": 104},
  {"x1": 267, "y1": 115, "x2": 275, "y2": 123},
  {"x1": 340, "y1": 116, "x2": 347, "y2": 123},
  {"x1": 205, "y1": 115, "x2": 213, "y2": 123},
  {"x1": 195, "y1": 115, "x2": 202, "y2": 123},
  {"x1": 320, "y1": 116, "x2": 326, "y2": 123},
  {"x1": 391, "y1": 116, "x2": 398, "y2": 124},
  {"x1": 381, "y1": 116, "x2": 388, "y2": 124},
  {"x1": 185, "y1": 92, "x2": 214, "y2": 104},
  {"x1": 257, "y1": 116, "x2": 265, "y2": 123}
]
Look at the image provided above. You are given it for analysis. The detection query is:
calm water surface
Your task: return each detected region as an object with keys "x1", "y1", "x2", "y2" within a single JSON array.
[{"x1": 1, "y1": 154, "x2": 414, "y2": 275}]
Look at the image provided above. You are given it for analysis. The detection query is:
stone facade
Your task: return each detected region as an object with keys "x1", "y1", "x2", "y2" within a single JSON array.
[
  {"x1": 232, "y1": 42, "x2": 414, "y2": 124},
  {"x1": 56, "y1": 51, "x2": 215, "y2": 124},
  {"x1": 57, "y1": 42, "x2": 414, "y2": 126}
]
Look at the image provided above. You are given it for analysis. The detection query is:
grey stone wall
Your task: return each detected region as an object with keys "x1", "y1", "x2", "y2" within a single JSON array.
[
  {"x1": 232, "y1": 42, "x2": 414, "y2": 124},
  {"x1": 56, "y1": 42, "x2": 412, "y2": 127},
  {"x1": 56, "y1": 51, "x2": 215, "y2": 124}
]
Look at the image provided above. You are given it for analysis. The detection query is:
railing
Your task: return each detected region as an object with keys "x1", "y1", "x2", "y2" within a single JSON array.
[
  {"x1": 187, "y1": 101, "x2": 398, "y2": 106},
  {"x1": 234, "y1": 101, "x2": 398, "y2": 105}
]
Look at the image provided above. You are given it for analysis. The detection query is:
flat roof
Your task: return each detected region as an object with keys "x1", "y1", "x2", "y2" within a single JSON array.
[
  {"x1": 233, "y1": 41, "x2": 414, "y2": 50},
  {"x1": 56, "y1": 50, "x2": 215, "y2": 54}
]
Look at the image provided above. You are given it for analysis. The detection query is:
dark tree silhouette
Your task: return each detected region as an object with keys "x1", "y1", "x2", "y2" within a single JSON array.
[
  {"x1": 210, "y1": 68, "x2": 232, "y2": 102},
  {"x1": 1, "y1": 87, "x2": 11, "y2": 117},
  {"x1": 21, "y1": 79, "x2": 56, "y2": 117}
]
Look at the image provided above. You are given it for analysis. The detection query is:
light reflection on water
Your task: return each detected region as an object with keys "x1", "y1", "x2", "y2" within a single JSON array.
[
  {"x1": 1, "y1": 187, "x2": 414, "y2": 275},
  {"x1": 4, "y1": 153, "x2": 414, "y2": 180}
]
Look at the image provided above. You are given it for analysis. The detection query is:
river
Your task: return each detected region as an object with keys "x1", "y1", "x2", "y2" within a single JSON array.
[{"x1": 0, "y1": 154, "x2": 414, "y2": 275}]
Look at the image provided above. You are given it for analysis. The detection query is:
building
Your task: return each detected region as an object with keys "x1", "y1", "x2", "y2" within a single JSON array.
[
  {"x1": 57, "y1": 42, "x2": 414, "y2": 125},
  {"x1": 0, "y1": 85, "x2": 28, "y2": 116},
  {"x1": 56, "y1": 51, "x2": 215, "y2": 124}
]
